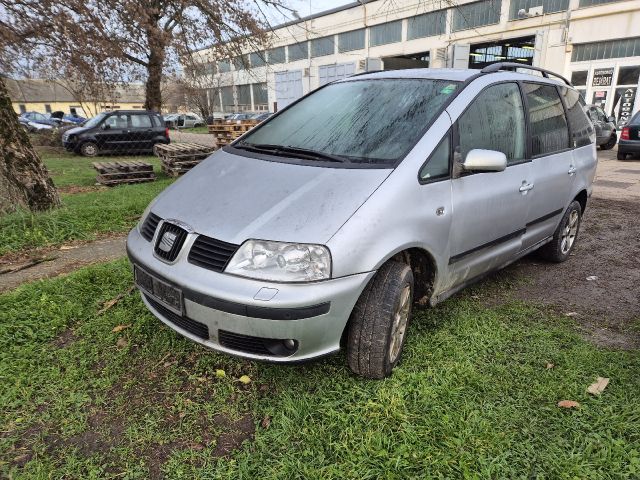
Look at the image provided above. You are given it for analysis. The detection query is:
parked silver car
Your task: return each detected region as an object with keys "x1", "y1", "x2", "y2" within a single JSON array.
[{"x1": 127, "y1": 64, "x2": 597, "y2": 378}]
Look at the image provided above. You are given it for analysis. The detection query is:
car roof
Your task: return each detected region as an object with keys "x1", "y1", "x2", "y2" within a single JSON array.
[
  {"x1": 342, "y1": 68, "x2": 567, "y2": 87},
  {"x1": 107, "y1": 110, "x2": 161, "y2": 114}
]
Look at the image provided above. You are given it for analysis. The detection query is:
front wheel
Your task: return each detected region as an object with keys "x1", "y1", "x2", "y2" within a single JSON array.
[
  {"x1": 80, "y1": 141, "x2": 99, "y2": 157},
  {"x1": 347, "y1": 260, "x2": 414, "y2": 379},
  {"x1": 539, "y1": 201, "x2": 582, "y2": 263},
  {"x1": 600, "y1": 133, "x2": 617, "y2": 150}
]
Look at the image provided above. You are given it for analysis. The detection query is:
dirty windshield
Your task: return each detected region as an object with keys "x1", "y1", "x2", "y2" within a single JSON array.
[{"x1": 237, "y1": 79, "x2": 459, "y2": 165}]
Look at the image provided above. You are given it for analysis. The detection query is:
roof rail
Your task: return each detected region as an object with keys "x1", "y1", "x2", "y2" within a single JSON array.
[{"x1": 481, "y1": 62, "x2": 572, "y2": 86}]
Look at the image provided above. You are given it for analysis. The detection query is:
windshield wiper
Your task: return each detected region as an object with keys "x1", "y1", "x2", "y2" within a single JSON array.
[{"x1": 235, "y1": 143, "x2": 347, "y2": 163}]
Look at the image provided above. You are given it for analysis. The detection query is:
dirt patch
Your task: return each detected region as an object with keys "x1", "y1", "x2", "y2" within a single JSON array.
[
  {"x1": 52, "y1": 327, "x2": 78, "y2": 348},
  {"x1": 58, "y1": 185, "x2": 107, "y2": 195},
  {"x1": 478, "y1": 197, "x2": 640, "y2": 349}
]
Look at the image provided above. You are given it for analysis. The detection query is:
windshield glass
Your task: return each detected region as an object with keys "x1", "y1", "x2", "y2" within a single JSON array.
[
  {"x1": 83, "y1": 113, "x2": 108, "y2": 128},
  {"x1": 238, "y1": 79, "x2": 459, "y2": 165}
]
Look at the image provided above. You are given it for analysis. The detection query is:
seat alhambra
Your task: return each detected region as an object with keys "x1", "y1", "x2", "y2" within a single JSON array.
[{"x1": 127, "y1": 64, "x2": 597, "y2": 379}]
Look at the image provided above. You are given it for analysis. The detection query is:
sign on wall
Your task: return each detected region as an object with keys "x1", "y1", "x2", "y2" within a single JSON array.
[{"x1": 592, "y1": 68, "x2": 614, "y2": 87}]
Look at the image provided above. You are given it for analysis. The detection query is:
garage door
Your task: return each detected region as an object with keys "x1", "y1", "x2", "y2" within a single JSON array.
[
  {"x1": 275, "y1": 70, "x2": 303, "y2": 110},
  {"x1": 319, "y1": 63, "x2": 356, "y2": 86}
]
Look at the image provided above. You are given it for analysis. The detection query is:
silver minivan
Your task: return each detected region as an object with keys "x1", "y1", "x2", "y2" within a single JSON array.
[{"x1": 127, "y1": 64, "x2": 597, "y2": 379}]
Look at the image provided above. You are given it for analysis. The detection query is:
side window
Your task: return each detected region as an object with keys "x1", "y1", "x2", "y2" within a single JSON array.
[
  {"x1": 559, "y1": 87, "x2": 594, "y2": 148},
  {"x1": 151, "y1": 116, "x2": 161, "y2": 127},
  {"x1": 104, "y1": 114, "x2": 127, "y2": 129},
  {"x1": 130, "y1": 114, "x2": 152, "y2": 128},
  {"x1": 457, "y1": 83, "x2": 526, "y2": 165},
  {"x1": 419, "y1": 132, "x2": 450, "y2": 183},
  {"x1": 523, "y1": 83, "x2": 570, "y2": 156}
]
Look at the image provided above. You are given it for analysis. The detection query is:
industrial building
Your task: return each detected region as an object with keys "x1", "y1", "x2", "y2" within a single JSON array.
[{"x1": 195, "y1": 0, "x2": 640, "y2": 125}]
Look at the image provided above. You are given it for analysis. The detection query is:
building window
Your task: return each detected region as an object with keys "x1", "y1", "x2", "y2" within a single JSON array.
[
  {"x1": 369, "y1": 20, "x2": 403, "y2": 47},
  {"x1": 250, "y1": 52, "x2": 266, "y2": 68},
  {"x1": 218, "y1": 59, "x2": 231, "y2": 73},
  {"x1": 452, "y1": 0, "x2": 502, "y2": 32},
  {"x1": 407, "y1": 10, "x2": 446, "y2": 40},
  {"x1": 44, "y1": 104, "x2": 51, "y2": 113},
  {"x1": 233, "y1": 55, "x2": 249, "y2": 70},
  {"x1": 509, "y1": 0, "x2": 569, "y2": 20},
  {"x1": 252, "y1": 83, "x2": 268, "y2": 109},
  {"x1": 338, "y1": 29, "x2": 365, "y2": 52},
  {"x1": 267, "y1": 46, "x2": 286, "y2": 64},
  {"x1": 288, "y1": 42, "x2": 308, "y2": 62},
  {"x1": 221, "y1": 86, "x2": 234, "y2": 111},
  {"x1": 19, "y1": 104, "x2": 26, "y2": 113},
  {"x1": 617, "y1": 66, "x2": 640, "y2": 85},
  {"x1": 572, "y1": 37, "x2": 640, "y2": 62},
  {"x1": 579, "y1": 0, "x2": 624, "y2": 6},
  {"x1": 571, "y1": 70, "x2": 588, "y2": 86},
  {"x1": 311, "y1": 37, "x2": 335, "y2": 58},
  {"x1": 237, "y1": 84, "x2": 251, "y2": 111}
]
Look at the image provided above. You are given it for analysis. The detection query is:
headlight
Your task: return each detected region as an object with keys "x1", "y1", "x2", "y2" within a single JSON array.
[{"x1": 225, "y1": 239, "x2": 331, "y2": 282}]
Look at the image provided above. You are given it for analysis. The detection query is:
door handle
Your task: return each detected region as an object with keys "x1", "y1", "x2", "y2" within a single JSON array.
[
  {"x1": 519, "y1": 182, "x2": 534, "y2": 194},
  {"x1": 568, "y1": 165, "x2": 577, "y2": 176}
]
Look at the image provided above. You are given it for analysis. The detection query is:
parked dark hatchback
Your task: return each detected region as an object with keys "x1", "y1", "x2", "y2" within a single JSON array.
[
  {"x1": 62, "y1": 110, "x2": 169, "y2": 157},
  {"x1": 618, "y1": 111, "x2": 640, "y2": 160}
]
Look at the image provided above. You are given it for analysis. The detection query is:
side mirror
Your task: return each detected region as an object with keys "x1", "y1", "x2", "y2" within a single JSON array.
[
  {"x1": 462, "y1": 149, "x2": 507, "y2": 173},
  {"x1": 102, "y1": 123, "x2": 111, "y2": 130},
  {"x1": 608, "y1": 116, "x2": 616, "y2": 123}
]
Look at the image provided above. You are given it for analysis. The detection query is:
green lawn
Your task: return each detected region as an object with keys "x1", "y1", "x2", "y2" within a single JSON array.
[
  {"x1": 1, "y1": 259, "x2": 638, "y2": 478},
  {"x1": 0, "y1": 150, "x2": 174, "y2": 256},
  {"x1": 187, "y1": 126, "x2": 210, "y2": 134}
]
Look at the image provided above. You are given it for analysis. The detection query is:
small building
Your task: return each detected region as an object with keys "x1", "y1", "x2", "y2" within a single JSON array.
[
  {"x1": 5, "y1": 78, "x2": 145, "y2": 117},
  {"x1": 193, "y1": 0, "x2": 640, "y2": 126}
]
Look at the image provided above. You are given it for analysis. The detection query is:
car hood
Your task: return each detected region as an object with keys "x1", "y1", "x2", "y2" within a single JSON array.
[
  {"x1": 64, "y1": 126, "x2": 89, "y2": 136},
  {"x1": 150, "y1": 149, "x2": 392, "y2": 245}
]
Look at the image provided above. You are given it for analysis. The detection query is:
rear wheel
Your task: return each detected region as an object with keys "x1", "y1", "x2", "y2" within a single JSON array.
[
  {"x1": 617, "y1": 151, "x2": 627, "y2": 160},
  {"x1": 600, "y1": 133, "x2": 617, "y2": 150},
  {"x1": 347, "y1": 260, "x2": 414, "y2": 379},
  {"x1": 539, "y1": 201, "x2": 582, "y2": 263},
  {"x1": 80, "y1": 141, "x2": 99, "y2": 157}
]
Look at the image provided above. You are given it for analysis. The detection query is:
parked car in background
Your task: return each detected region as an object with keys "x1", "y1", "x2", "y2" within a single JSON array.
[
  {"x1": 128, "y1": 64, "x2": 596, "y2": 379},
  {"x1": 62, "y1": 110, "x2": 169, "y2": 156},
  {"x1": 224, "y1": 113, "x2": 254, "y2": 121},
  {"x1": 586, "y1": 105, "x2": 617, "y2": 150},
  {"x1": 19, "y1": 111, "x2": 60, "y2": 128},
  {"x1": 164, "y1": 112, "x2": 205, "y2": 129},
  {"x1": 251, "y1": 112, "x2": 272, "y2": 122},
  {"x1": 617, "y1": 111, "x2": 640, "y2": 160}
]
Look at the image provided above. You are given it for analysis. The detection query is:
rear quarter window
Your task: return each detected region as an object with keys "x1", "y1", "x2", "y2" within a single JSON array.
[{"x1": 559, "y1": 87, "x2": 595, "y2": 148}]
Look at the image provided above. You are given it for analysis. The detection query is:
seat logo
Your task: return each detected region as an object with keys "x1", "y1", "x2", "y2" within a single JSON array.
[{"x1": 159, "y1": 231, "x2": 178, "y2": 252}]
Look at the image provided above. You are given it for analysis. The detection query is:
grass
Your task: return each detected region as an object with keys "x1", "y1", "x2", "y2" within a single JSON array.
[
  {"x1": 0, "y1": 150, "x2": 174, "y2": 256},
  {"x1": 187, "y1": 126, "x2": 210, "y2": 134},
  {"x1": 1, "y1": 259, "x2": 638, "y2": 478}
]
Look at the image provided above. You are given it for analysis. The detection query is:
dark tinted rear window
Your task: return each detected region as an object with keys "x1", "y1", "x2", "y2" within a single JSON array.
[{"x1": 523, "y1": 83, "x2": 570, "y2": 156}]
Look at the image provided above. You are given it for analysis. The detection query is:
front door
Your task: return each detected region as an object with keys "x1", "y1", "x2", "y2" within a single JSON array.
[
  {"x1": 96, "y1": 113, "x2": 129, "y2": 151},
  {"x1": 448, "y1": 82, "x2": 531, "y2": 284}
]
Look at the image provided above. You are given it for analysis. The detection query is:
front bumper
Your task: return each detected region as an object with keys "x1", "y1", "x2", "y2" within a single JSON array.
[{"x1": 126, "y1": 226, "x2": 374, "y2": 362}]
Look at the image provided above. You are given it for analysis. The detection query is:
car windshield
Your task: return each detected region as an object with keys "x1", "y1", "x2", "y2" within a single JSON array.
[
  {"x1": 238, "y1": 79, "x2": 459, "y2": 165},
  {"x1": 83, "y1": 113, "x2": 108, "y2": 128}
]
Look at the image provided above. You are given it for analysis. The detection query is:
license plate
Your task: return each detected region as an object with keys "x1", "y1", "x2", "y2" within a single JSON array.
[{"x1": 134, "y1": 266, "x2": 183, "y2": 315}]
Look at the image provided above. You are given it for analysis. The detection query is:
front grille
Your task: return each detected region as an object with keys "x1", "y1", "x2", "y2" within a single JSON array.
[
  {"x1": 154, "y1": 222, "x2": 188, "y2": 262},
  {"x1": 140, "y1": 212, "x2": 161, "y2": 241},
  {"x1": 188, "y1": 235, "x2": 239, "y2": 272},
  {"x1": 145, "y1": 295, "x2": 209, "y2": 340},
  {"x1": 218, "y1": 330, "x2": 297, "y2": 357}
]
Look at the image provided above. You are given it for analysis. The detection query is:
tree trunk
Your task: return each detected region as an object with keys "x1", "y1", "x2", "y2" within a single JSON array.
[
  {"x1": 0, "y1": 77, "x2": 60, "y2": 215},
  {"x1": 144, "y1": 42, "x2": 165, "y2": 112}
]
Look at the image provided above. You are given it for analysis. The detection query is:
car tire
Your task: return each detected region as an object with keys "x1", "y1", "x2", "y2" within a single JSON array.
[
  {"x1": 617, "y1": 151, "x2": 627, "y2": 160},
  {"x1": 600, "y1": 133, "x2": 617, "y2": 150},
  {"x1": 347, "y1": 260, "x2": 414, "y2": 379},
  {"x1": 538, "y1": 200, "x2": 582, "y2": 263},
  {"x1": 80, "y1": 141, "x2": 99, "y2": 157}
]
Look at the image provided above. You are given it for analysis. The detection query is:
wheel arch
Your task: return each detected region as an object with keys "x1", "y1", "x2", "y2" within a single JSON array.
[{"x1": 573, "y1": 189, "x2": 588, "y2": 214}]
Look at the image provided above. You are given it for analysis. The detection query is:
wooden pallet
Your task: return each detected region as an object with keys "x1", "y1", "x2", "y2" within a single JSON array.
[
  {"x1": 207, "y1": 120, "x2": 258, "y2": 146},
  {"x1": 92, "y1": 161, "x2": 155, "y2": 186},
  {"x1": 154, "y1": 142, "x2": 216, "y2": 177}
]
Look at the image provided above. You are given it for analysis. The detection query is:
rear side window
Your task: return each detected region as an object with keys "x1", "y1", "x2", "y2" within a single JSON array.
[
  {"x1": 130, "y1": 114, "x2": 152, "y2": 128},
  {"x1": 457, "y1": 82, "x2": 526, "y2": 165},
  {"x1": 151, "y1": 116, "x2": 162, "y2": 127},
  {"x1": 559, "y1": 87, "x2": 595, "y2": 148},
  {"x1": 523, "y1": 83, "x2": 569, "y2": 156}
]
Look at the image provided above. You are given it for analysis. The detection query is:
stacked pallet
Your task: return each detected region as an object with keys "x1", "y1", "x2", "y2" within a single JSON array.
[
  {"x1": 207, "y1": 120, "x2": 258, "y2": 147},
  {"x1": 92, "y1": 161, "x2": 155, "y2": 186},
  {"x1": 154, "y1": 142, "x2": 216, "y2": 177}
]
